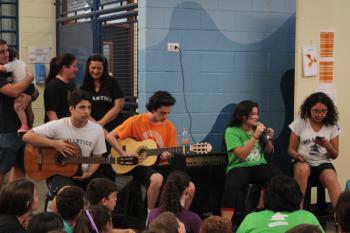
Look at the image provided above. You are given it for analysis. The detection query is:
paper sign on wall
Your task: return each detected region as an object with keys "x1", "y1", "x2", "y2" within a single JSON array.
[
  {"x1": 28, "y1": 47, "x2": 51, "y2": 64},
  {"x1": 302, "y1": 46, "x2": 318, "y2": 77}
]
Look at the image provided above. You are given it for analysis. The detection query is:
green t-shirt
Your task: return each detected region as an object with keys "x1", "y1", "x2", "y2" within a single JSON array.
[
  {"x1": 63, "y1": 220, "x2": 74, "y2": 233},
  {"x1": 236, "y1": 210, "x2": 324, "y2": 233},
  {"x1": 225, "y1": 127, "x2": 267, "y2": 173}
]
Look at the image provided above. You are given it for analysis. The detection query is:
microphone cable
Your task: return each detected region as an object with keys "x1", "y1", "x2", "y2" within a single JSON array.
[{"x1": 177, "y1": 46, "x2": 196, "y2": 143}]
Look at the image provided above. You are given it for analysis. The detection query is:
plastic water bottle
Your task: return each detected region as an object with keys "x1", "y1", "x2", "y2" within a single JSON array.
[
  {"x1": 182, "y1": 128, "x2": 190, "y2": 145},
  {"x1": 182, "y1": 128, "x2": 190, "y2": 155}
]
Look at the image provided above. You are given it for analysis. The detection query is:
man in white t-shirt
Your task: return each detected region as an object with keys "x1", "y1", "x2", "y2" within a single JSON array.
[{"x1": 23, "y1": 90, "x2": 106, "y2": 193}]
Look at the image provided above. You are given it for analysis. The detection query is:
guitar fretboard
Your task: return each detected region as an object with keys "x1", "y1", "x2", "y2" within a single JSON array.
[
  {"x1": 62, "y1": 156, "x2": 116, "y2": 164},
  {"x1": 146, "y1": 146, "x2": 189, "y2": 155}
]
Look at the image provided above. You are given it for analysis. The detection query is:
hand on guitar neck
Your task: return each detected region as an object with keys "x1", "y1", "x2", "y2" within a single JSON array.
[
  {"x1": 120, "y1": 145, "x2": 173, "y2": 163},
  {"x1": 159, "y1": 151, "x2": 174, "y2": 161},
  {"x1": 120, "y1": 150, "x2": 143, "y2": 162}
]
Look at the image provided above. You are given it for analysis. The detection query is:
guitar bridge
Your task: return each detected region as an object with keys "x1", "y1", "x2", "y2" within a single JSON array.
[{"x1": 37, "y1": 148, "x2": 43, "y2": 171}]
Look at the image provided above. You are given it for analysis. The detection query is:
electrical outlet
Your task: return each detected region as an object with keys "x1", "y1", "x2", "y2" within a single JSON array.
[{"x1": 167, "y1": 42, "x2": 180, "y2": 52}]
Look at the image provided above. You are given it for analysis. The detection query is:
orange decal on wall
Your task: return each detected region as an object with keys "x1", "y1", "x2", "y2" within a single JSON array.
[{"x1": 319, "y1": 31, "x2": 335, "y2": 83}]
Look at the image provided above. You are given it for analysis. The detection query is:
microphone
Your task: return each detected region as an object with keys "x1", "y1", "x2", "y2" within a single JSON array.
[
  {"x1": 250, "y1": 117, "x2": 272, "y2": 141},
  {"x1": 261, "y1": 129, "x2": 270, "y2": 141},
  {"x1": 257, "y1": 121, "x2": 270, "y2": 141}
]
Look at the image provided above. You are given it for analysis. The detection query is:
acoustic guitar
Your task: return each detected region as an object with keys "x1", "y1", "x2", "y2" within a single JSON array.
[
  {"x1": 111, "y1": 137, "x2": 213, "y2": 174},
  {"x1": 24, "y1": 144, "x2": 137, "y2": 181}
]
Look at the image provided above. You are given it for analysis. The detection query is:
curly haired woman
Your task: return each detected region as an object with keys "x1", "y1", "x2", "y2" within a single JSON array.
[
  {"x1": 148, "y1": 170, "x2": 201, "y2": 233},
  {"x1": 288, "y1": 92, "x2": 342, "y2": 208}
]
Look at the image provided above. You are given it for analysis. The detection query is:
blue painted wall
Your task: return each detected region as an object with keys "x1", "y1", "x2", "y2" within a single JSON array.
[{"x1": 138, "y1": 0, "x2": 295, "y2": 151}]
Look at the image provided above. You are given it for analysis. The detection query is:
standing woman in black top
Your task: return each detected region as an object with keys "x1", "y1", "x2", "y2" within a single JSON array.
[
  {"x1": 80, "y1": 54, "x2": 125, "y2": 132},
  {"x1": 44, "y1": 53, "x2": 78, "y2": 122},
  {"x1": 44, "y1": 56, "x2": 59, "y2": 86},
  {"x1": 80, "y1": 54, "x2": 125, "y2": 180}
]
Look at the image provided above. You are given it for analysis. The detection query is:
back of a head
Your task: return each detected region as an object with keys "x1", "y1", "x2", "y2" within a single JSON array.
[
  {"x1": 27, "y1": 212, "x2": 63, "y2": 233},
  {"x1": 74, "y1": 205, "x2": 111, "y2": 233},
  {"x1": 85, "y1": 178, "x2": 118, "y2": 205},
  {"x1": 148, "y1": 211, "x2": 179, "y2": 233},
  {"x1": 264, "y1": 175, "x2": 302, "y2": 212},
  {"x1": 146, "y1": 90, "x2": 176, "y2": 112},
  {"x1": 159, "y1": 170, "x2": 190, "y2": 214},
  {"x1": 45, "y1": 56, "x2": 59, "y2": 85},
  {"x1": 335, "y1": 191, "x2": 350, "y2": 232},
  {"x1": 8, "y1": 47, "x2": 19, "y2": 61},
  {"x1": 56, "y1": 186, "x2": 84, "y2": 220},
  {"x1": 285, "y1": 224, "x2": 322, "y2": 233},
  {"x1": 199, "y1": 215, "x2": 232, "y2": 233},
  {"x1": 0, "y1": 178, "x2": 35, "y2": 216}
]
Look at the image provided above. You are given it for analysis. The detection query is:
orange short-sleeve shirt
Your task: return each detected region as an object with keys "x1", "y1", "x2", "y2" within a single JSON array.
[{"x1": 115, "y1": 113, "x2": 178, "y2": 148}]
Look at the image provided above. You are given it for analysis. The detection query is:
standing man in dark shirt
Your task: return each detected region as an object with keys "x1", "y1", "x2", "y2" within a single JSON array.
[
  {"x1": 44, "y1": 53, "x2": 78, "y2": 123},
  {"x1": 0, "y1": 39, "x2": 34, "y2": 186}
]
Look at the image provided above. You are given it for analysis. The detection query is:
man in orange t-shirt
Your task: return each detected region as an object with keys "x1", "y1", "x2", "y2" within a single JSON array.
[{"x1": 107, "y1": 90, "x2": 195, "y2": 211}]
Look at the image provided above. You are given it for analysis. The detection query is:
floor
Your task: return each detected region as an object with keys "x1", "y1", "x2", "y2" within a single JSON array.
[{"x1": 33, "y1": 179, "x2": 48, "y2": 212}]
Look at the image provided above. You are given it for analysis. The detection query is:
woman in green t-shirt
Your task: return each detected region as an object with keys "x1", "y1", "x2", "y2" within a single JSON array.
[{"x1": 221, "y1": 100, "x2": 281, "y2": 222}]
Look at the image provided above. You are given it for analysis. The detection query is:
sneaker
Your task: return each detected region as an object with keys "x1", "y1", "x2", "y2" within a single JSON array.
[{"x1": 17, "y1": 124, "x2": 29, "y2": 133}]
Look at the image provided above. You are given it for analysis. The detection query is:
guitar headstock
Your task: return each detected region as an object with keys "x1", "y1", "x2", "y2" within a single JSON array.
[
  {"x1": 189, "y1": 142, "x2": 213, "y2": 154},
  {"x1": 117, "y1": 156, "x2": 138, "y2": 165}
]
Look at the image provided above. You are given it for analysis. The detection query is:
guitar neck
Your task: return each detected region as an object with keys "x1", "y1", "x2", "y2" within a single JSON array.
[
  {"x1": 63, "y1": 156, "x2": 114, "y2": 164},
  {"x1": 146, "y1": 146, "x2": 189, "y2": 155}
]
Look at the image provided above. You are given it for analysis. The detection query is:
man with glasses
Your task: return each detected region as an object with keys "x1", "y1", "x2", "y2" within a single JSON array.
[{"x1": 0, "y1": 39, "x2": 34, "y2": 186}]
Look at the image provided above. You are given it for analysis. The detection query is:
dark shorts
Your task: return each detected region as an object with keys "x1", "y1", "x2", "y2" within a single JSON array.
[
  {"x1": 132, "y1": 165, "x2": 173, "y2": 188},
  {"x1": 48, "y1": 169, "x2": 104, "y2": 195},
  {"x1": 310, "y1": 163, "x2": 336, "y2": 181},
  {"x1": 0, "y1": 133, "x2": 24, "y2": 173},
  {"x1": 221, "y1": 163, "x2": 282, "y2": 208}
]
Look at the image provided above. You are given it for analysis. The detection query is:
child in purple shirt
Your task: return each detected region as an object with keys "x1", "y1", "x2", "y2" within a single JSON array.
[{"x1": 148, "y1": 171, "x2": 202, "y2": 233}]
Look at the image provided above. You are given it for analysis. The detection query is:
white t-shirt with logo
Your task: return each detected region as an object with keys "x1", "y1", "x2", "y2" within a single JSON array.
[
  {"x1": 32, "y1": 117, "x2": 106, "y2": 170},
  {"x1": 289, "y1": 117, "x2": 340, "y2": 166}
]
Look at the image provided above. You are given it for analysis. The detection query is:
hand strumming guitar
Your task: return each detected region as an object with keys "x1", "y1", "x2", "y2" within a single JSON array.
[
  {"x1": 122, "y1": 151, "x2": 143, "y2": 163},
  {"x1": 53, "y1": 139, "x2": 78, "y2": 157}
]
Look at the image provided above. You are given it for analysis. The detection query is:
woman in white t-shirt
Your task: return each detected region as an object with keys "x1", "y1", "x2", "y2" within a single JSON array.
[{"x1": 288, "y1": 92, "x2": 341, "y2": 208}]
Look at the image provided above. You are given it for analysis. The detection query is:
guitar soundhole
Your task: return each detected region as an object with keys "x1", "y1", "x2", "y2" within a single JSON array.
[
  {"x1": 55, "y1": 154, "x2": 66, "y2": 166},
  {"x1": 138, "y1": 148, "x2": 147, "y2": 159}
]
